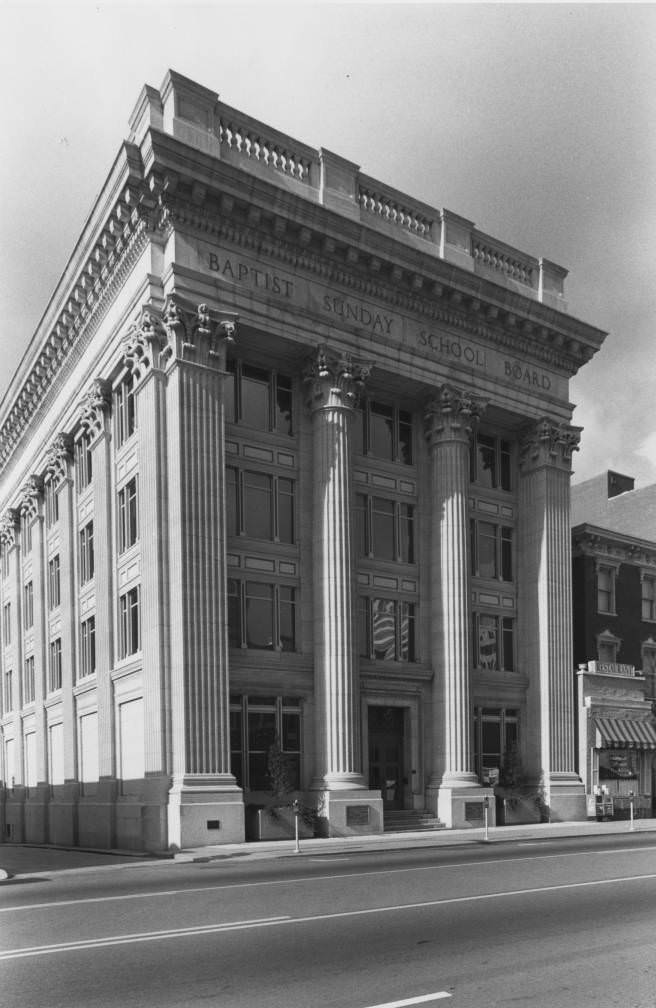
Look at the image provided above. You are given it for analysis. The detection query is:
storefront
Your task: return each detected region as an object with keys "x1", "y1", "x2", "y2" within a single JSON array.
[{"x1": 577, "y1": 662, "x2": 656, "y2": 819}]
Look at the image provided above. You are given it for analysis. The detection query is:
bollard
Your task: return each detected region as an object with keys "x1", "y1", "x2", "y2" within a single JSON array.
[{"x1": 293, "y1": 799, "x2": 300, "y2": 854}]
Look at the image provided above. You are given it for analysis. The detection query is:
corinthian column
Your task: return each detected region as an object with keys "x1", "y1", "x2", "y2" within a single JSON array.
[
  {"x1": 305, "y1": 346, "x2": 383, "y2": 835},
  {"x1": 425, "y1": 386, "x2": 491, "y2": 828},
  {"x1": 518, "y1": 418, "x2": 586, "y2": 822}
]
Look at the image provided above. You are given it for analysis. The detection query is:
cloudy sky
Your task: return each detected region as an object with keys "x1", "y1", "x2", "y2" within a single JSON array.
[{"x1": 1, "y1": 2, "x2": 655, "y2": 485}]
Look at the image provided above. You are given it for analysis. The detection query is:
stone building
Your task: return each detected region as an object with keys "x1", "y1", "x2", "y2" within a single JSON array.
[{"x1": 0, "y1": 71, "x2": 607, "y2": 851}]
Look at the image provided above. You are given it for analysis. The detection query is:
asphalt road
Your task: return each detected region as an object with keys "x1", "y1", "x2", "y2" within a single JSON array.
[{"x1": 1, "y1": 835, "x2": 655, "y2": 1008}]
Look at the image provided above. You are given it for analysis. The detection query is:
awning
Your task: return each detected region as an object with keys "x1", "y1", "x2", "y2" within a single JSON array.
[{"x1": 594, "y1": 717, "x2": 656, "y2": 750}]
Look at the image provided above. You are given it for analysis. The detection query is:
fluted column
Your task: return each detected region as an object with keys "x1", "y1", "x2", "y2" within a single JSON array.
[
  {"x1": 163, "y1": 297, "x2": 244, "y2": 847},
  {"x1": 0, "y1": 508, "x2": 23, "y2": 839},
  {"x1": 518, "y1": 419, "x2": 586, "y2": 822}
]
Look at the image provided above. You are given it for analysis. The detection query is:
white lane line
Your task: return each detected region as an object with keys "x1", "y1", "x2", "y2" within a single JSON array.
[
  {"x1": 3, "y1": 844, "x2": 656, "y2": 914},
  {"x1": 364, "y1": 994, "x2": 452, "y2": 1007},
  {"x1": 2, "y1": 871, "x2": 656, "y2": 961}
]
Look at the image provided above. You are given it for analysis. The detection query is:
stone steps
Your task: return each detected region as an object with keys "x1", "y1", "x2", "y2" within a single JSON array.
[{"x1": 383, "y1": 810, "x2": 445, "y2": 833}]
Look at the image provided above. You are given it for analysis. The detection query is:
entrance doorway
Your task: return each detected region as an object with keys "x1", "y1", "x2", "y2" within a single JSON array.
[{"x1": 368, "y1": 706, "x2": 405, "y2": 809}]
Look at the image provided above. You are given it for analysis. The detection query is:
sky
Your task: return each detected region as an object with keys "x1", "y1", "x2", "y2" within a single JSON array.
[{"x1": 1, "y1": 1, "x2": 655, "y2": 486}]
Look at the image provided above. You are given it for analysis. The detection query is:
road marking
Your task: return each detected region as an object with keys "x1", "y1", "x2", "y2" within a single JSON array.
[
  {"x1": 2, "y1": 872, "x2": 656, "y2": 960},
  {"x1": 3, "y1": 844, "x2": 656, "y2": 914},
  {"x1": 364, "y1": 994, "x2": 452, "y2": 1006}
]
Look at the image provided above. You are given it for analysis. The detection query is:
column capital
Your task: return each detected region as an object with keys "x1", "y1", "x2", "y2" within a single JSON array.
[
  {"x1": 45, "y1": 432, "x2": 74, "y2": 488},
  {"x1": 0, "y1": 508, "x2": 20, "y2": 548},
  {"x1": 121, "y1": 305, "x2": 169, "y2": 381},
  {"x1": 519, "y1": 418, "x2": 582, "y2": 474},
  {"x1": 424, "y1": 385, "x2": 486, "y2": 447},
  {"x1": 78, "y1": 378, "x2": 112, "y2": 438},
  {"x1": 162, "y1": 295, "x2": 237, "y2": 370},
  {"x1": 304, "y1": 345, "x2": 372, "y2": 412},
  {"x1": 18, "y1": 475, "x2": 44, "y2": 520}
]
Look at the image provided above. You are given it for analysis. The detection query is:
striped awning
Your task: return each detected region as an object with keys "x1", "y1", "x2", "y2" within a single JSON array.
[{"x1": 594, "y1": 717, "x2": 656, "y2": 750}]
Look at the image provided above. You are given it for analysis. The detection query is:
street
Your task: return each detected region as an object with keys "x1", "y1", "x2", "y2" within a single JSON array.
[{"x1": 1, "y1": 835, "x2": 656, "y2": 1008}]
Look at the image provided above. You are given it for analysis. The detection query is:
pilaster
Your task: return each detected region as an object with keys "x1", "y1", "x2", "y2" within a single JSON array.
[{"x1": 518, "y1": 418, "x2": 586, "y2": 822}]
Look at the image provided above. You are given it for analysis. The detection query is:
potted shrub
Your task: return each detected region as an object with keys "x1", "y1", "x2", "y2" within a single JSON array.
[
  {"x1": 253, "y1": 738, "x2": 316, "y2": 841},
  {"x1": 495, "y1": 744, "x2": 541, "y2": 825}
]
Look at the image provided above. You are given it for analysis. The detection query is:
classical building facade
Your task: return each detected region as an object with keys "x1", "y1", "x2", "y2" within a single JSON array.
[
  {"x1": 572, "y1": 472, "x2": 656, "y2": 817},
  {"x1": 0, "y1": 71, "x2": 607, "y2": 851}
]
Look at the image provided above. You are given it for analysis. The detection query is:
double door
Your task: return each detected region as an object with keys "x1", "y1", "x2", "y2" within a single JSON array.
[{"x1": 368, "y1": 706, "x2": 405, "y2": 810}]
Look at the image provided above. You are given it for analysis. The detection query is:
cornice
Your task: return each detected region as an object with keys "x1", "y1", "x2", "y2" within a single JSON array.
[{"x1": 572, "y1": 523, "x2": 656, "y2": 568}]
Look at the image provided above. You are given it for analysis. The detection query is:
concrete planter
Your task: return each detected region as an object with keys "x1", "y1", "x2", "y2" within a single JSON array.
[{"x1": 248, "y1": 805, "x2": 315, "y2": 842}]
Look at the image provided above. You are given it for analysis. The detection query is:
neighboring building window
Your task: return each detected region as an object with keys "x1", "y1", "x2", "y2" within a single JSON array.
[
  {"x1": 3, "y1": 669, "x2": 13, "y2": 713},
  {"x1": 355, "y1": 494, "x2": 415, "y2": 563},
  {"x1": 48, "y1": 555, "x2": 61, "y2": 610},
  {"x1": 471, "y1": 434, "x2": 512, "y2": 491},
  {"x1": 225, "y1": 361, "x2": 294, "y2": 435},
  {"x1": 118, "y1": 478, "x2": 138, "y2": 553},
  {"x1": 230, "y1": 694, "x2": 301, "y2": 791},
  {"x1": 49, "y1": 638, "x2": 62, "y2": 692},
  {"x1": 354, "y1": 400, "x2": 413, "y2": 465},
  {"x1": 23, "y1": 581, "x2": 34, "y2": 630},
  {"x1": 227, "y1": 579, "x2": 296, "y2": 651},
  {"x1": 23, "y1": 656, "x2": 35, "y2": 705},
  {"x1": 641, "y1": 574, "x2": 656, "y2": 622},
  {"x1": 359, "y1": 597, "x2": 416, "y2": 662},
  {"x1": 79, "y1": 616, "x2": 96, "y2": 679},
  {"x1": 597, "y1": 564, "x2": 616, "y2": 614},
  {"x1": 473, "y1": 707, "x2": 519, "y2": 784},
  {"x1": 226, "y1": 467, "x2": 295, "y2": 543},
  {"x1": 642, "y1": 639, "x2": 656, "y2": 698},
  {"x1": 79, "y1": 522, "x2": 95, "y2": 584},
  {"x1": 45, "y1": 480, "x2": 59, "y2": 527},
  {"x1": 118, "y1": 587, "x2": 140, "y2": 659},
  {"x1": 473, "y1": 612, "x2": 515, "y2": 671},
  {"x1": 596, "y1": 629, "x2": 620, "y2": 664},
  {"x1": 115, "y1": 373, "x2": 136, "y2": 446},
  {"x1": 21, "y1": 514, "x2": 32, "y2": 554},
  {"x1": 470, "y1": 520, "x2": 513, "y2": 581},
  {"x1": 75, "y1": 433, "x2": 93, "y2": 492},
  {"x1": 2, "y1": 603, "x2": 11, "y2": 645}
]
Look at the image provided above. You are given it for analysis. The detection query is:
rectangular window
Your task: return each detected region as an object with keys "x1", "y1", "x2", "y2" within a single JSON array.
[
  {"x1": 3, "y1": 669, "x2": 12, "y2": 713},
  {"x1": 79, "y1": 616, "x2": 96, "y2": 679},
  {"x1": 118, "y1": 477, "x2": 138, "y2": 553},
  {"x1": 471, "y1": 520, "x2": 513, "y2": 582},
  {"x1": 118, "y1": 587, "x2": 140, "y2": 659},
  {"x1": 45, "y1": 480, "x2": 59, "y2": 527},
  {"x1": 474, "y1": 707, "x2": 519, "y2": 783},
  {"x1": 597, "y1": 566, "x2": 615, "y2": 614},
  {"x1": 359, "y1": 596, "x2": 417, "y2": 662},
  {"x1": 3, "y1": 602, "x2": 11, "y2": 645},
  {"x1": 227, "y1": 579, "x2": 297, "y2": 652},
  {"x1": 642, "y1": 575, "x2": 656, "y2": 622},
  {"x1": 357, "y1": 400, "x2": 414, "y2": 465},
  {"x1": 356, "y1": 494, "x2": 415, "y2": 563},
  {"x1": 21, "y1": 514, "x2": 32, "y2": 554},
  {"x1": 227, "y1": 362, "x2": 294, "y2": 435},
  {"x1": 23, "y1": 656, "x2": 35, "y2": 705},
  {"x1": 79, "y1": 522, "x2": 95, "y2": 584},
  {"x1": 23, "y1": 581, "x2": 34, "y2": 630},
  {"x1": 75, "y1": 433, "x2": 93, "y2": 491},
  {"x1": 471, "y1": 434, "x2": 512, "y2": 491},
  {"x1": 474, "y1": 613, "x2": 515, "y2": 672},
  {"x1": 49, "y1": 638, "x2": 62, "y2": 692},
  {"x1": 115, "y1": 373, "x2": 136, "y2": 447},
  {"x1": 226, "y1": 467, "x2": 295, "y2": 544},
  {"x1": 48, "y1": 555, "x2": 61, "y2": 610},
  {"x1": 230, "y1": 695, "x2": 301, "y2": 792}
]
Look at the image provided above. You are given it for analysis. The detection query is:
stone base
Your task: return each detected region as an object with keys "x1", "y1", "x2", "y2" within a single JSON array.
[
  {"x1": 544, "y1": 773, "x2": 587, "y2": 824},
  {"x1": 24, "y1": 786, "x2": 50, "y2": 843},
  {"x1": 314, "y1": 789, "x2": 383, "y2": 837},
  {"x1": 167, "y1": 776, "x2": 245, "y2": 850},
  {"x1": 428, "y1": 783, "x2": 495, "y2": 829}
]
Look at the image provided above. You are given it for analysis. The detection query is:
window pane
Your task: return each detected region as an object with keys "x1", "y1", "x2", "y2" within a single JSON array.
[
  {"x1": 358, "y1": 597, "x2": 370, "y2": 657},
  {"x1": 277, "y1": 479, "x2": 294, "y2": 544},
  {"x1": 227, "y1": 580, "x2": 241, "y2": 648},
  {"x1": 354, "y1": 494, "x2": 367, "y2": 555},
  {"x1": 275, "y1": 375, "x2": 293, "y2": 435},
  {"x1": 372, "y1": 498, "x2": 395, "y2": 560},
  {"x1": 224, "y1": 363, "x2": 236, "y2": 423},
  {"x1": 369, "y1": 402, "x2": 394, "y2": 460},
  {"x1": 478, "y1": 614, "x2": 498, "y2": 669},
  {"x1": 245, "y1": 582, "x2": 274, "y2": 649},
  {"x1": 400, "y1": 602, "x2": 415, "y2": 661},
  {"x1": 241, "y1": 365, "x2": 270, "y2": 429},
  {"x1": 501, "y1": 528, "x2": 513, "y2": 582},
  {"x1": 476, "y1": 435, "x2": 496, "y2": 488},
  {"x1": 500, "y1": 440, "x2": 512, "y2": 491},
  {"x1": 399, "y1": 411, "x2": 413, "y2": 465},
  {"x1": 372, "y1": 598, "x2": 396, "y2": 660},
  {"x1": 226, "y1": 467, "x2": 238, "y2": 537},
  {"x1": 478, "y1": 522, "x2": 497, "y2": 579},
  {"x1": 279, "y1": 586, "x2": 296, "y2": 651},
  {"x1": 399, "y1": 504, "x2": 414, "y2": 563},
  {"x1": 502, "y1": 617, "x2": 514, "y2": 671},
  {"x1": 243, "y1": 472, "x2": 272, "y2": 540},
  {"x1": 352, "y1": 407, "x2": 364, "y2": 456},
  {"x1": 482, "y1": 720, "x2": 502, "y2": 762},
  {"x1": 248, "y1": 711, "x2": 276, "y2": 789}
]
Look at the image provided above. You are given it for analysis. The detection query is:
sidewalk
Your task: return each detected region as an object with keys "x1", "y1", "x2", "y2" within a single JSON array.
[{"x1": 2, "y1": 817, "x2": 655, "y2": 880}]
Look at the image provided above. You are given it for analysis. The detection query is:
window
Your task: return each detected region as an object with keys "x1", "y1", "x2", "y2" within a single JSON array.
[
  {"x1": 118, "y1": 478, "x2": 138, "y2": 553},
  {"x1": 471, "y1": 434, "x2": 512, "y2": 491},
  {"x1": 597, "y1": 629, "x2": 620, "y2": 664},
  {"x1": 226, "y1": 468, "x2": 296, "y2": 544},
  {"x1": 118, "y1": 587, "x2": 140, "y2": 659},
  {"x1": 227, "y1": 579, "x2": 296, "y2": 651},
  {"x1": 23, "y1": 582, "x2": 34, "y2": 630},
  {"x1": 2, "y1": 603, "x2": 11, "y2": 645},
  {"x1": 75, "y1": 433, "x2": 93, "y2": 491},
  {"x1": 597, "y1": 565, "x2": 616, "y2": 614},
  {"x1": 115, "y1": 372, "x2": 136, "y2": 446},
  {"x1": 79, "y1": 616, "x2": 96, "y2": 679},
  {"x1": 359, "y1": 597, "x2": 416, "y2": 662},
  {"x1": 225, "y1": 361, "x2": 294, "y2": 435},
  {"x1": 23, "y1": 656, "x2": 35, "y2": 705},
  {"x1": 3, "y1": 669, "x2": 12, "y2": 713},
  {"x1": 230, "y1": 695, "x2": 301, "y2": 791},
  {"x1": 473, "y1": 612, "x2": 515, "y2": 671},
  {"x1": 49, "y1": 638, "x2": 62, "y2": 692},
  {"x1": 473, "y1": 707, "x2": 519, "y2": 784},
  {"x1": 354, "y1": 400, "x2": 413, "y2": 465},
  {"x1": 48, "y1": 555, "x2": 61, "y2": 610},
  {"x1": 21, "y1": 514, "x2": 32, "y2": 554},
  {"x1": 79, "y1": 522, "x2": 95, "y2": 584},
  {"x1": 355, "y1": 494, "x2": 415, "y2": 564},
  {"x1": 642, "y1": 575, "x2": 656, "y2": 622},
  {"x1": 470, "y1": 520, "x2": 513, "y2": 581},
  {"x1": 45, "y1": 480, "x2": 59, "y2": 527}
]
